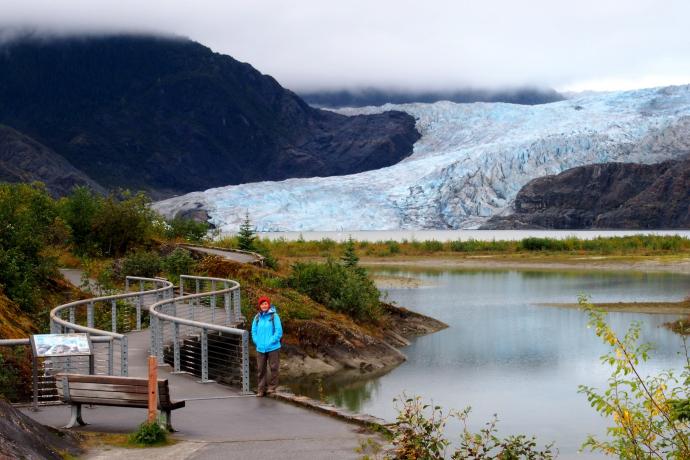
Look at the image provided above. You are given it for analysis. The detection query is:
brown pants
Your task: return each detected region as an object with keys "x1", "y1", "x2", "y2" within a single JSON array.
[{"x1": 257, "y1": 349, "x2": 280, "y2": 393}]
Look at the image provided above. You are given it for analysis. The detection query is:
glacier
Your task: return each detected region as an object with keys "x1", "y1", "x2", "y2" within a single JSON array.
[{"x1": 153, "y1": 85, "x2": 690, "y2": 231}]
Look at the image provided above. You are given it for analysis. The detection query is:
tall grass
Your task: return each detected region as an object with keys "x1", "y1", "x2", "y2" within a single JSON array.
[{"x1": 220, "y1": 235, "x2": 690, "y2": 258}]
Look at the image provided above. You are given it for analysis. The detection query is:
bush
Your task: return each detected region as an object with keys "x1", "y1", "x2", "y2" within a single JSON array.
[
  {"x1": 165, "y1": 217, "x2": 209, "y2": 243},
  {"x1": 121, "y1": 251, "x2": 162, "y2": 278},
  {"x1": 578, "y1": 297, "x2": 690, "y2": 458},
  {"x1": 0, "y1": 183, "x2": 60, "y2": 310},
  {"x1": 358, "y1": 394, "x2": 555, "y2": 459},
  {"x1": 422, "y1": 240, "x2": 444, "y2": 252},
  {"x1": 161, "y1": 248, "x2": 196, "y2": 282},
  {"x1": 287, "y1": 259, "x2": 381, "y2": 321},
  {"x1": 128, "y1": 421, "x2": 167, "y2": 446}
]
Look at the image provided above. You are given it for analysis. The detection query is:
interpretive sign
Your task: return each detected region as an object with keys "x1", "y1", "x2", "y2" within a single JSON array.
[{"x1": 30, "y1": 333, "x2": 93, "y2": 357}]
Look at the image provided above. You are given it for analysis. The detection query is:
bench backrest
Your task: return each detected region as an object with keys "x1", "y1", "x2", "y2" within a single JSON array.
[{"x1": 55, "y1": 373, "x2": 173, "y2": 408}]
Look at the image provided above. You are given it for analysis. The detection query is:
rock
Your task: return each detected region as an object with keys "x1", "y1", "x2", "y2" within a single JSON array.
[
  {"x1": 0, "y1": 124, "x2": 104, "y2": 197},
  {"x1": 0, "y1": 400, "x2": 82, "y2": 459},
  {"x1": 484, "y1": 156, "x2": 690, "y2": 229}
]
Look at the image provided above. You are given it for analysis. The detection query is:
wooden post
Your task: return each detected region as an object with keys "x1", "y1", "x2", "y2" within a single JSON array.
[{"x1": 148, "y1": 355, "x2": 157, "y2": 422}]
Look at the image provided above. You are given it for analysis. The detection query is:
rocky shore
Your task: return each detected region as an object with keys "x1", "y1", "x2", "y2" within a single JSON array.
[{"x1": 277, "y1": 303, "x2": 447, "y2": 379}]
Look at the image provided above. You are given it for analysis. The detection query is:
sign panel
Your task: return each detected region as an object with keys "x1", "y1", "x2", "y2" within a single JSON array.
[{"x1": 31, "y1": 333, "x2": 92, "y2": 357}]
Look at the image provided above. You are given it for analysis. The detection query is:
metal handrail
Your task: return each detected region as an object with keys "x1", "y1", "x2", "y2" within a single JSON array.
[
  {"x1": 149, "y1": 275, "x2": 249, "y2": 393},
  {"x1": 0, "y1": 335, "x2": 116, "y2": 409},
  {"x1": 50, "y1": 276, "x2": 174, "y2": 376}
]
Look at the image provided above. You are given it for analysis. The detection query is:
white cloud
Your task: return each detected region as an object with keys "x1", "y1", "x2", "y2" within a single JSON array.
[{"x1": 1, "y1": 0, "x2": 689, "y2": 92}]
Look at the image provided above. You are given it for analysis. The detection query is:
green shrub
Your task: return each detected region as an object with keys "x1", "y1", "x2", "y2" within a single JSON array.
[
  {"x1": 59, "y1": 189, "x2": 157, "y2": 257},
  {"x1": 422, "y1": 240, "x2": 444, "y2": 252},
  {"x1": 385, "y1": 240, "x2": 401, "y2": 254},
  {"x1": 121, "y1": 251, "x2": 162, "y2": 278},
  {"x1": 165, "y1": 217, "x2": 209, "y2": 243},
  {"x1": 358, "y1": 395, "x2": 555, "y2": 459},
  {"x1": 287, "y1": 259, "x2": 381, "y2": 321},
  {"x1": 579, "y1": 297, "x2": 690, "y2": 458},
  {"x1": 161, "y1": 248, "x2": 196, "y2": 282},
  {"x1": 0, "y1": 183, "x2": 60, "y2": 310},
  {"x1": 128, "y1": 421, "x2": 167, "y2": 446}
]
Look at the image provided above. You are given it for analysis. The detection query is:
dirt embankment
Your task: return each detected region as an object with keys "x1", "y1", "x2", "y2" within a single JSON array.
[
  {"x1": 278, "y1": 303, "x2": 447, "y2": 378},
  {"x1": 197, "y1": 256, "x2": 448, "y2": 379}
]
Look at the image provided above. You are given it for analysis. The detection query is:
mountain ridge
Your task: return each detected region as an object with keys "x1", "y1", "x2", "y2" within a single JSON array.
[{"x1": 0, "y1": 34, "x2": 419, "y2": 198}]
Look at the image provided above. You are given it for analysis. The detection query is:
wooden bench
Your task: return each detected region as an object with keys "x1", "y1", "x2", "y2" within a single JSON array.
[{"x1": 55, "y1": 373, "x2": 185, "y2": 431}]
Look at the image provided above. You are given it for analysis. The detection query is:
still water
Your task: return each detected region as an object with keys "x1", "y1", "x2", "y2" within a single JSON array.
[{"x1": 288, "y1": 269, "x2": 690, "y2": 459}]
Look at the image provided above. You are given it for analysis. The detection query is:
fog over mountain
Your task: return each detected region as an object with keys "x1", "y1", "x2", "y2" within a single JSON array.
[{"x1": 299, "y1": 87, "x2": 564, "y2": 108}]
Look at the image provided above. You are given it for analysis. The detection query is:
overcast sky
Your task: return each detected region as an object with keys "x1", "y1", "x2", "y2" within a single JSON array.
[{"x1": 2, "y1": 0, "x2": 690, "y2": 93}]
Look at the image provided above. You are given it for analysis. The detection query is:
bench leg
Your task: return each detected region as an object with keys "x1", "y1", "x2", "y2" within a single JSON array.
[
  {"x1": 64, "y1": 403, "x2": 87, "y2": 429},
  {"x1": 160, "y1": 409, "x2": 175, "y2": 432}
]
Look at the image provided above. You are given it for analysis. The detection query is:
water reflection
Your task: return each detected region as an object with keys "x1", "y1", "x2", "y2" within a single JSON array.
[{"x1": 291, "y1": 269, "x2": 690, "y2": 459}]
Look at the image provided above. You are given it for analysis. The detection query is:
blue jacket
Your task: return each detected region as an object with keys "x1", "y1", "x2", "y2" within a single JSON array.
[{"x1": 251, "y1": 305, "x2": 283, "y2": 353}]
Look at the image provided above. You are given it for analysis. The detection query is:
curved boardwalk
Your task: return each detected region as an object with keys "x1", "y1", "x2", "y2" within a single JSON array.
[
  {"x1": 23, "y1": 269, "x2": 375, "y2": 459},
  {"x1": 23, "y1": 329, "x2": 372, "y2": 459},
  {"x1": 180, "y1": 244, "x2": 263, "y2": 265}
]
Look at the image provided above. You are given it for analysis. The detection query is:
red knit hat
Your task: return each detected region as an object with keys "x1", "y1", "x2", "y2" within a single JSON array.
[{"x1": 257, "y1": 296, "x2": 271, "y2": 309}]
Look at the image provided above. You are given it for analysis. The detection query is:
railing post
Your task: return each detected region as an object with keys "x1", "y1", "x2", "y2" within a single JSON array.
[
  {"x1": 69, "y1": 306, "x2": 75, "y2": 332},
  {"x1": 87, "y1": 302, "x2": 94, "y2": 328},
  {"x1": 125, "y1": 277, "x2": 130, "y2": 293},
  {"x1": 157, "y1": 318, "x2": 164, "y2": 364},
  {"x1": 136, "y1": 294, "x2": 143, "y2": 330},
  {"x1": 107, "y1": 339, "x2": 114, "y2": 375},
  {"x1": 150, "y1": 316, "x2": 157, "y2": 357},
  {"x1": 172, "y1": 323, "x2": 181, "y2": 373},
  {"x1": 200, "y1": 328, "x2": 211, "y2": 383},
  {"x1": 224, "y1": 290, "x2": 231, "y2": 326},
  {"x1": 241, "y1": 330, "x2": 250, "y2": 394},
  {"x1": 120, "y1": 336, "x2": 128, "y2": 376},
  {"x1": 32, "y1": 355, "x2": 39, "y2": 411},
  {"x1": 233, "y1": 287, "x2": 242, "y2": 323},
  {"x1": 211, "y1": 280, "x2": 216, "y2": 324},
  {"x1": 111, "y1": 299, "x2": 117, "y2": 333}
]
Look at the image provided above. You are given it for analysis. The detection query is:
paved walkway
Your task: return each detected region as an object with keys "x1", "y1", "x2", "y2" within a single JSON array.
[
  {"x1": 180, "y1": 245, "x2": 262, "y2": 265},
  {"x1": 22, "y1": 330, "x2": 375, "y2": 459}
]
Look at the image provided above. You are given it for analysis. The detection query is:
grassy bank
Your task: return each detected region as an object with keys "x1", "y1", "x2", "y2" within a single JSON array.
[{"x1": 215, "y1": 234, "x2": 690, "y2": 260}]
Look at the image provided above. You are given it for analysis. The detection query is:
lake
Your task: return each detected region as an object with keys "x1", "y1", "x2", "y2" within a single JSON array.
[
  {"x1": 287, "y1": 268, "x2": 690, "y2": 459},
  {"x1": 254, "y1": 229, "x2": 690, "y2": 242}
]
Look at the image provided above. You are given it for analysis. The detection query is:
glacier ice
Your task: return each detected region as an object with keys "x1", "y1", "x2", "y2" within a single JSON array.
[{"x1": 153, "y1": 85, "x2": 690, "y2": 231}]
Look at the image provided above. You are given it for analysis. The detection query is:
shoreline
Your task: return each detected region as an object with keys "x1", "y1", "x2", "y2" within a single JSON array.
[{"x1": 360, "y1": 254, "x2": 690, "y2": 275}]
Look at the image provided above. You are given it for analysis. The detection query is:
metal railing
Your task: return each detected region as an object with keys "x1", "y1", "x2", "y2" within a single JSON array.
[
  {"x1": 149, "y1": 275, "x2": 249, "y2": 393},
  {"x1": 0, "y1": 336, "x2": 114, "y2": 409},
  {"x1": 50, "y1": 276, "x2": 174, "y2": 377}
]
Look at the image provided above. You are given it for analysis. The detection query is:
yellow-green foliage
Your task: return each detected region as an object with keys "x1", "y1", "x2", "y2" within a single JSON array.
[
  {"x1": 579, "y1": 296, "x2": 690, "y2": 458},
  {"x1": 219, "y1": 235, "x2": 690, "y2": 260}
]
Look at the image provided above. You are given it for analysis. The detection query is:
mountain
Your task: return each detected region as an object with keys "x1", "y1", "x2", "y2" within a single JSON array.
[
  {"x1": 483, "y1": 157, "x2": 690, "y2": 229},
  {"x1": 0, "y1": 124, "x2": 104, "y2": 197},
  {"x1": 153, "y1": 85, "x2": 690, "y2": 231},
  {"x1": 0, "y1": 34, "x2": 419, "y2": 198},
  {"x1": 300, "y1": 87, "x2": 564, "y2": 108}
]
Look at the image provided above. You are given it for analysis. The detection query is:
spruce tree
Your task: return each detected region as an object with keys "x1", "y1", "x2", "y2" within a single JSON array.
[
  {"x1": 340, "y1": 236, "x2": 359, "y2": 268},
  {"x1": 237, "y1": 211, "x2": 256, "y2": 251}
]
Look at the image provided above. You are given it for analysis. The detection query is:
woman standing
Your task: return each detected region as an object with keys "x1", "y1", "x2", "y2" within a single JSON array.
[{"x1": 251, "y1": 295, "x2": 283, "y2": 396}]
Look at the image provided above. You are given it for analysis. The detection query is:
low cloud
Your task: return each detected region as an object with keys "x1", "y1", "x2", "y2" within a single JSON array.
[{"x1": 1, "y1": 0, "x2": 689, "y2": 92}]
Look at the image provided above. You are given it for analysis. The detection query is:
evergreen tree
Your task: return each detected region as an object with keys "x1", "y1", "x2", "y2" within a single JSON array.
[
  {"x1": 237, "y1": 211, "x2": 256, "y2": 251},
  {"x1": 340, "y1": 236, "x2": 359, "y2": 268}
]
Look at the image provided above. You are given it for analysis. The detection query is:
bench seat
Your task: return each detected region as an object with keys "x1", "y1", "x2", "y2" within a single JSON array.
[{"x1": 55, "y1": 373, "x2": 185, "y2": 431}]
